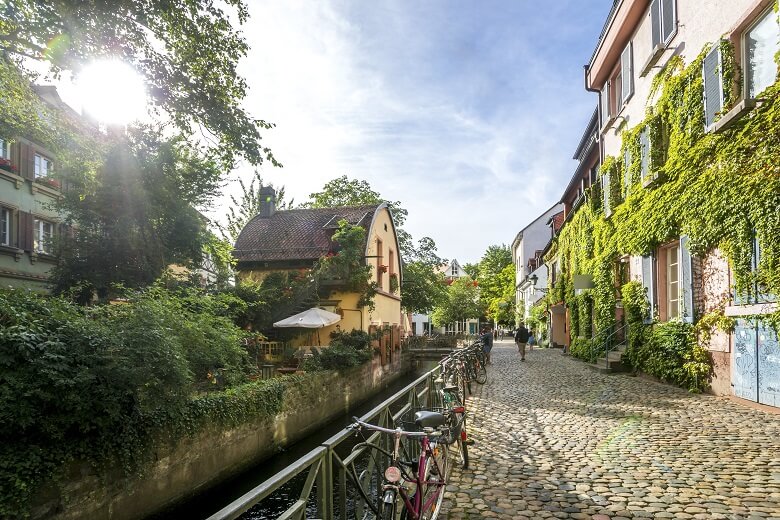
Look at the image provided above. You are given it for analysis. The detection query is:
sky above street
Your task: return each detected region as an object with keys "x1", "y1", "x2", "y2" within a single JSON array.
[{"x1": 225, "y1": 1, "x2": 613, "y2": 264}]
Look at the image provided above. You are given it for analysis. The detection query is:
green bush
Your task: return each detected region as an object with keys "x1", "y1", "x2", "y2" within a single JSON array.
[
  {"x1": 303, "y1": 329, "x2": 373, "y2": 371},
  {"x1": 626, "y1": 320, "x2": 710, "y2": 392},
  {"x1": 569, "y1": 337, "x2": 594, "y2": 361},
  {"x1": 0, "y1": 286, "x2": 257, "y2": 516}
]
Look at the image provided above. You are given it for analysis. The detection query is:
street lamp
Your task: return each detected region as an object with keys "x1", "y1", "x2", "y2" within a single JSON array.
[{"x1": 529, "y1": 274, "x2": 548, "y2": 293}]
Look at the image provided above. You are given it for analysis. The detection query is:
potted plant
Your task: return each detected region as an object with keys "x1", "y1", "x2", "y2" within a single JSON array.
[
  {"x1": 378, "y1": 264, "x2": 388, "y2": 273},
  {"x1": 36, "y1": 177, "x2": 61, "y2": 189},
  {"x1": 0, "y1": 158, "x2": 17, "y2": 174}
]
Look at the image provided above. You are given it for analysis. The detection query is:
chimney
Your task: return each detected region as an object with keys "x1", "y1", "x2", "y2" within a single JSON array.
[{"x1": 258, "y1": 186, "x2": 276, "y2": 218}]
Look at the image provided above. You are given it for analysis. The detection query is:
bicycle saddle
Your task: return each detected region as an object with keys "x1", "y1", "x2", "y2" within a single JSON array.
[{"x1": 414, "y1": 410, "x2": 446, "y2": 429}]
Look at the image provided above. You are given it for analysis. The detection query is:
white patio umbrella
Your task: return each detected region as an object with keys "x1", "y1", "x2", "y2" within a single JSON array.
[{"x1": 273, "y1": 307, "x2": 342, "y2": 345}]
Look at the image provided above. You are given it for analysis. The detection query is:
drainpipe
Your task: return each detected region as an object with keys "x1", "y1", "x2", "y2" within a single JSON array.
[{"x1": 584, "y1": 64, "x2": 604, "y2": 164}]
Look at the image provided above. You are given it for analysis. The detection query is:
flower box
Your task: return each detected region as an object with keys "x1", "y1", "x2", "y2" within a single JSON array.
[
  {"x1": 35, "y1": 177, "x2": 61, "y2": 189},
  {"x1": 0, "y1": 158, "x2": 17, "y2": 174}
]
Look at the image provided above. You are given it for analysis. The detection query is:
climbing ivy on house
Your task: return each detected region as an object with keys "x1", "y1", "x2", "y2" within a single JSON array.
[{"x1": 542, "y1": 40, "x2": 780, "y2": 390}]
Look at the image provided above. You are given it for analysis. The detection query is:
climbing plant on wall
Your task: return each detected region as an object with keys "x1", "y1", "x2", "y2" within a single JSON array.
[{"x1": 544, "y1": 39, "x2": 780, "y2": 390}]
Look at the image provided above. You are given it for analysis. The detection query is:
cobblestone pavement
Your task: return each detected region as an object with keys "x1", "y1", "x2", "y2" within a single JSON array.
[{"x1": 440, "y1": 340, "x2": 780, "y2": 520}]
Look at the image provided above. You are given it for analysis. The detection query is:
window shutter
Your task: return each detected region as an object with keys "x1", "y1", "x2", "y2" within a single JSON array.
[
  {"x1": 650, "y1": 0, "x2": 662, "y2": 49},
  {"x1": 623, "y1": 148, "x2": 632, "y2": 194},
  {"x1": 679, "y1": 235, "x2": 694, "y2": 323},
  {"x1": 602, "y1": 173, "x2": 612, "y2": 217},
  {"x1": 621, "y1": 42, "x2": 633, "y2": 103},
  {"x1": 702, "y1": 46, "x2": 723, "y2": 128},
  {"x1": 19, "y1": 211, "x2": 33, "y2": 251},
  {"x1": 600, "y1": 82, "x2": 611, "y2": 127},
  {"x1": 641, "y1": 254, "x2": 655, "y2": 323},
  {"x1": 661, "y1": 0, "x2": 676, "y2": 43},
  {"x1": 639, "y1": 128, "x2": 650, "y2": 181}
]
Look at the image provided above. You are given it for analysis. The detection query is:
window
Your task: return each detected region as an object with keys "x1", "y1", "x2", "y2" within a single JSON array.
[
  {"x1": 651, "y1": 0, "x2": 677, "y2": 49},
  {"x1": 600, "y1": 82, "x2": 611, "y2": 128},
  {"x1": 451, "y1": 265, "x2": 457, "y2": 276},
  {"x1": 0, "y1": 208, "x2": 9, "y2": 246},
  {"x1": 388, "y1": 250, "x2": 394, "y2": 275},
  {"x1": 0, "y1": 138, "x2": 9, "y2": 159},
  {"x1": 666, "y1": 244, "x2": 680, "y2": 320},
  {"x1": 602, "y1": 172, "x2": 612, "y2": 217},
  {"x1": 703, "y1": 45, "x2": 724, "y2": 128},
  {"x1": 34, "y1": 218, "x2": 54, "y2": 254},
  {"x1": 34, "y1": 154, "x2": 53, "y2": 178},
  {"x1": 745, "y1": 8, "x2": 780, "y2": 99}
]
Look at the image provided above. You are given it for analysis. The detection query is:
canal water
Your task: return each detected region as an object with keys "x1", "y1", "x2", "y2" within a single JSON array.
[{"x1": 150, "y1": 363, "x2": 434, "y2": 519}]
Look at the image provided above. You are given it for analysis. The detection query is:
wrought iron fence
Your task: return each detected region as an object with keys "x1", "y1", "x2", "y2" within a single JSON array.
[{"x1": 205, "y1": 366, "x2": 443, "y2": 520}]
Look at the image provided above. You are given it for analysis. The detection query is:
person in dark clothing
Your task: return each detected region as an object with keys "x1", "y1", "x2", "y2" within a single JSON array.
[
  {"x1": 514, "y1": 323, "x2": 530, "y2": 361},
  {"x1": 481, "y1": 328, "x2": 494, "y2": 364}
]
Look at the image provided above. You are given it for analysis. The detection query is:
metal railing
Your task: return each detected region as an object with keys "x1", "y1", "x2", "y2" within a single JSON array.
[
  {"x1": 206, "y1": 365, "x2": 443, "y2": 520},
  {"x1": 588, "y1": 322, "x2": 629, "y2": 368}
]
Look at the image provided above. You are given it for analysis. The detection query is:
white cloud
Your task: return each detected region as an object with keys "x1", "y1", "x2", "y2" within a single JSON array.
[{"x1": 207, "y1": 0, "x2": 607, "y2": 263}]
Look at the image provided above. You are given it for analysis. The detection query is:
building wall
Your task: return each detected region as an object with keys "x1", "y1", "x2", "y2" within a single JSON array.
[
  {"x1": 599, "y1": 0, "x2": 759, "y2": 158},
  {"x1": 0, "y1": 137, "x2": 63, "y2": 290},
  {"x1": 364, "y1": 207, "x2": 403, "y2": 331}
]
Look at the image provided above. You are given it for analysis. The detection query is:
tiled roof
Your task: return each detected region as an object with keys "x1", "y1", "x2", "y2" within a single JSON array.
[{"x1": 233, "y1": 204, "x2": 381, "y2": 263}]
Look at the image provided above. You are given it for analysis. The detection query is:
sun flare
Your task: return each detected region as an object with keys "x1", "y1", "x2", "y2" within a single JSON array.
[{"x1": 76, "y1": 59, "x2": 147, "y2": 125}]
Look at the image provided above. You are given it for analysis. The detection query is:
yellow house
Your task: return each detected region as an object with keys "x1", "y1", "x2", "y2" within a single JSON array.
[{"x1": 233, "y1": 188, "x2": 404, "y2": 348}]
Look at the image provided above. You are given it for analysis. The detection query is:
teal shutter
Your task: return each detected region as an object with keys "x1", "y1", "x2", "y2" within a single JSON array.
[
  {"x1": 703, "y1": 46, "x2": 723, "y2": 128},
  {"x1": 641, "y1": 254, "x2": 655, "y2": 323},
  {"x1": 679, "y1": 235, "x2": 694, "y2": 323}
]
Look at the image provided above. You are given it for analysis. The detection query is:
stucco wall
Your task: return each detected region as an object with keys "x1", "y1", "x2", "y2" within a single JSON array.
[
  {"x1": 600, "y1": 0, "x2": 758, "y2": 158},
  {"x1": 31, "y1": 355, "x2": 411, "y2": 520}
]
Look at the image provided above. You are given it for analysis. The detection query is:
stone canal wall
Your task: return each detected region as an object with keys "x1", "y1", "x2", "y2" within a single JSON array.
[{"x1": 32, "y1": 353, "x2": 411, "y2": 520}]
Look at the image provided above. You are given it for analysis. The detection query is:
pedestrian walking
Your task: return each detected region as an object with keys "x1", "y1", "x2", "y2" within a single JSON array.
[
  {"x1": 481, "y1": 327, "x2": 494, "y2": 364},
  {"x1": 514, "y1": 322, "x2": 530, "y2": 361},
  {"x1": 528, "y1": 333, "x2": 536, "y2": 350}
]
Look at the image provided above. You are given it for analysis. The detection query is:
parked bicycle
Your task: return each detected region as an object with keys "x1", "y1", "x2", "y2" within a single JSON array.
[{"x1": 350, "y1": 414, "x2": 450, "y2": 520}]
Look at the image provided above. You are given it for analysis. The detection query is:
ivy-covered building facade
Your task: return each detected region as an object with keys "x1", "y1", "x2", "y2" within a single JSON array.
[{"x1": 541, "y1": 0, "x2": 780, "y2": 406}]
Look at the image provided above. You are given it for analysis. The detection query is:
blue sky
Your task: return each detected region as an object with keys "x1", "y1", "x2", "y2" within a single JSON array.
[
  {"x1": 221, "y1": 1, "x2": 613, "y2": 263},
  {"x1": 48, "y1": 2, "x2": 613, "y2": 264}
]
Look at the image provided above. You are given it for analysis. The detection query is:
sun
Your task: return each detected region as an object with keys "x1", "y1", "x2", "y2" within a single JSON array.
[{"x1": 76, "y1": 59, "x2": 147, "y2": 125}]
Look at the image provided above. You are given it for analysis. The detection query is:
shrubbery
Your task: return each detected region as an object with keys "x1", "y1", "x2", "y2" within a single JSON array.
[
  {"x1": 303, "y1": 330, "x2": 373, "y2": 371},
  {"x1": 0, "y1": 286, "x2": 262, "y2": 516}
]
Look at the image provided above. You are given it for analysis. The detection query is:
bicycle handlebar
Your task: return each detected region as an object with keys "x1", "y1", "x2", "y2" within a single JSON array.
[{"x1": 351, "y1": 417, "x2": 439, "y2": 438}]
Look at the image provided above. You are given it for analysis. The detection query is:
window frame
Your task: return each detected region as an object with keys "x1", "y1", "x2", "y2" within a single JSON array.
[
  {"x1": 34, "y1": 153, "x2": 53, "y2": 179},
  {"x1": 666, "y1": 244, "x2": 680, "y2": 320},
  {"x1": 34, "y1": 218, "x2": 55, "y2": 254},
  {"x1": 651, "y1": 0, "x2": 678, "y2": 49},
  {"x1": 742, "y1": 6, "x2": 780, "y2": 100},
  {"x1": 0, "y1": 138, "x2": 9, "y2": 160},
  {"x1": 620, "y1": 41, "x2": 634, "y2": 105},
  {"x1": 0, "y1": 207, "x2": 10, "y2": 246}
]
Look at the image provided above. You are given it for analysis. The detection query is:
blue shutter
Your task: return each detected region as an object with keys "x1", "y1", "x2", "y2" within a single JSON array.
[
  {"x1": 651, "y1": 0, "x2": 662, "y2": 49},
  {"x1": 621, "y1": 42, "x2": 634, "y2": 103},
  {"x1": 661, "y1": 0, "x2": 676, "y2": 43},
  {"x1": 641, "y1": 254, "x2": 655, "y2": 323},
  {"x1": 679, "y1": 235, "x2": 694, "y2": 323},
  {"x1": 703, "y1": 46, "x2": 723, "y2": 128}
]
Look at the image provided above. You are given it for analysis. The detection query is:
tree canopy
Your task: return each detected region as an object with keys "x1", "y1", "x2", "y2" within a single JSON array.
[
  {"x1": 218, "y1": 171, "x2": 294, "y2": 244},
  {"x1": 0, "y1": 0, "x2": 274, "y2": 168},
  {"x1": 431, "y1": 276, "x2": 482, "y2": 327},
  {"x1": 401, "y1": 237, "x2": 448, "y2": 314}
]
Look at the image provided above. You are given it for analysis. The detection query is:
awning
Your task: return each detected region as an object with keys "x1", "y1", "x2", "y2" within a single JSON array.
[{"x1": 273, "y1": 307, "x2": 342, "y2": 329}]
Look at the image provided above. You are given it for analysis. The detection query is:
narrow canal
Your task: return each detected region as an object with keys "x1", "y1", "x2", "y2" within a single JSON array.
[{"x1": 150, "y1": 363, "x2": 434, "y2": 519}]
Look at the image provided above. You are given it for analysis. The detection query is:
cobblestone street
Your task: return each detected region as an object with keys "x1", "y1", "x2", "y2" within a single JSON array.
[{"x1": 441, "y1": 340, "x2": 780, "y2": 520}]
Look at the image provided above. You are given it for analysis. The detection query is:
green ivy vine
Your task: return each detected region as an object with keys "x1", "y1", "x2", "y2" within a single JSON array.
[{"x1": 541, "y1": 39, "x2": 780, "y2": 391}]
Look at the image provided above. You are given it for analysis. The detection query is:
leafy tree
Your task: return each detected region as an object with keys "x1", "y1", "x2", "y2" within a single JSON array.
[
  {"x1": 303, "y1": 175, "x2": 415, "y2": 256},
  {"x1": 431, "y1": 276, "x2": 482, "y2": 327},
  {"x1": 486, "y1": 263, "x2": 516, "y2": 325},
  {"x1": 218, "y1": 171, "x2": 294, "y2": 243},
  {"x1": 401, "y1": 237, "x2": 448, "y2": 314},
  {"x1": 0, "y1": 0, "x2": 275, "y2": 168},
  {"x1": 476, "y1": 244, "x2": 513, "y2": 309},
  {"x1": 462, "y1": 262, "x2": 480, "y2": 279},
  {"x1": 51, "y1": 130, "x2": 220, "y2": 299},
  {"x1": 315, "y1": 220, "x2": 377, "y2": 309}
]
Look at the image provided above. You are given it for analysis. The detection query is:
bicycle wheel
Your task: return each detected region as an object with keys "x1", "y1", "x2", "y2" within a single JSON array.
[
  {"x1": 474, "y1": 358, "x2": 487, "y2": 385},
  {"x1": 419, "y1": 442, "x2": 448, "y2": 520}
]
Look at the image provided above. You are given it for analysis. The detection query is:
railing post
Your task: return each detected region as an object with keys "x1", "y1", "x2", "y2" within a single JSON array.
[{"x1": 316, "y1": 447, "x2": 333, "y2": 520}]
